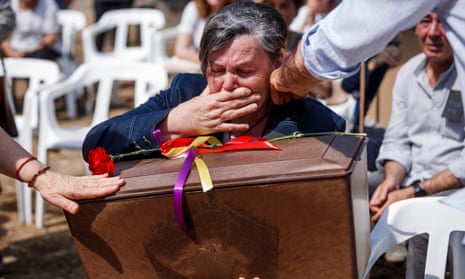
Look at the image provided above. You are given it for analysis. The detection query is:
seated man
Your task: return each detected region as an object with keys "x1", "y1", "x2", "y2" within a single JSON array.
[
  {"x1": 82, "y1": 1, "x2": 345, "y2": 160},
  {"x1": 369, "y1": 12, "x2": 464, "y2": 277},
  {"x1": 1, "y1": 0, "x2": 61, "y2": 60}
]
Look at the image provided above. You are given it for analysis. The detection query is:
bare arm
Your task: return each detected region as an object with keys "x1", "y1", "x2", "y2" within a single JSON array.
[
  {"x1": 0, "y1": 128, "x2": 125, "y2": 214},
  {"x1": 0, "y1": 32, "x2": 58, "y2": 57},
  {"x1": 1, "y1": 39, "x2": 26, "y2": 57},
  {"x1": 158, "y1": 87, "x2": 260, "y2": 141},
  {"x1": 370, "y1": 161, "x2": 463, "y2": 222},
  {"x1": 419, "y1": 169, "x2": 462, "y2": 195},
  {"x1": 174, "y1": 33, "x2": 200, "y2": 63},
  {"x1": 0, "y1": 127, "x2": 36, "y2": 177},
  {"x1": 270, "y1": 41, "x2": 320, "y2": 105},
  {"x1": 38, "y1": 32, "x2": 57, "y2": 49},
  {"x1": 25, "y1": 32, "x2": 58, "y2": 55},
  {"x1": 369, "y1": 160, "x2": 407, "y2": 210}
]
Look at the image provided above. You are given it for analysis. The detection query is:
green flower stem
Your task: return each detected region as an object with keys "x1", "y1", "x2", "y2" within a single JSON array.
[
  {"x1": 268, "y1": 131, "x2": 367, "y2": 143},
  {"x1": 196, "y1": 132, "x2": 367, "y2": 149},
  {"x1": 110, "y1": 148, "x2": 160, "y2": 162}
]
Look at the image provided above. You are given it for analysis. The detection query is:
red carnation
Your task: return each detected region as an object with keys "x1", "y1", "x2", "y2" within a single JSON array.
[
  {"x1": 88, "y1": 147, "x2": 115, "y2": 176},
  {"x1": 160, "y1": 137, "x2": 195, "y2": 154}
]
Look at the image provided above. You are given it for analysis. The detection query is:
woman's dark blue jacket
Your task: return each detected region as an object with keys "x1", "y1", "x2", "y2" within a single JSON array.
[{"x1": 82, "y1": 73, "x2": 345, "y2": 161}]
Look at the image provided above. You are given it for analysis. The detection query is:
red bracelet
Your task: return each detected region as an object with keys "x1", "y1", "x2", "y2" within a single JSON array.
[
  {"x1": 15, "y1": 156, "x2": 37, "y2": 182},
  {"x1": 28, "y1": 166, "x2": 50, "y2": 188}
]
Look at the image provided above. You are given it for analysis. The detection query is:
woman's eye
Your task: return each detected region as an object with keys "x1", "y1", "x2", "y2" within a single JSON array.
[
  {"x1": 210, "y1": 68, "x2": 224, "y2": 75},
  {"x1": 238, "y1": 70, "x2": 254, "y2": 77}
]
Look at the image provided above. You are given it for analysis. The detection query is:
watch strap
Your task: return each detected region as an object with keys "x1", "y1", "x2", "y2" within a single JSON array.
[{"x1": 411, "y1": 181, "x2": 428, "y2": 197}]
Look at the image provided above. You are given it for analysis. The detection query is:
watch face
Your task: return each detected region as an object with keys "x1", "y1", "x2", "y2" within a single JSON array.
[{"x1": 413, "y1": 183, "x2": 427, "y2": 197}]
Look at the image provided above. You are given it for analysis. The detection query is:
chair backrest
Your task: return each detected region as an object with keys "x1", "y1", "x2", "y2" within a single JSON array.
[
  {"x1": 56, "y1": 10, "x2": 88, "y2": 118},
  {"x1": 57, "y1": 9, "x2": 87, "y2": 58},
  {"x1": 152, "y1": 26, "x2": 202, "y2": 74},
  {"x1": 38, "y1": 60, "x2": 168, "y2": 160},
  {"x1": 82, "y1": 8, "x2": 165, "y2": 63},
  {"x1": 0, "y1": 58, "x2": 61, "y2": 151},
  {"x1": 152, "y1": 26, "x2": 178, "y2": 64},
  {"x1": 364, "y1": 197, "x2": 465, "y2": 279},
  {"x1": 35, "y1": 61, "x2": 167, "y2": 229}
]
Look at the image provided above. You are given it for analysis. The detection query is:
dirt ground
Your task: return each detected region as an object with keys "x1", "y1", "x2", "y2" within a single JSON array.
[{"x1": 0, "y1": 0, "x2": 411, "y2": 278}]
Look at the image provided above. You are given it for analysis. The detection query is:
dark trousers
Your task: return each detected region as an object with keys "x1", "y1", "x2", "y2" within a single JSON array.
[
  {"x1": 27, "y1": 47, "x2": 61, "y2": 61},
  {"x1": 405, "y1": 234, "x2": 428, "y2": 279}
]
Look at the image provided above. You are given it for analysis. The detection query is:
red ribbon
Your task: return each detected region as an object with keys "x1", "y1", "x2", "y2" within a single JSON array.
[{"x1": 198, "y1": 135, "x2": 281, "y2": 153}]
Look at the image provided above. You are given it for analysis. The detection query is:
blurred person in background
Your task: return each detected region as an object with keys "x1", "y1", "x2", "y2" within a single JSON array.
[
  {"x1": 166, "y1": 0, "x2": 237, "y2": 73},
  {"x1": 369, "y1": 12, "x2": 462, "y2": 273},
  {"x1": 0, "y1": 0, "x2": 61, "y2": 61},
  {"x1": 289, "y1": 0, "x2": 339, "y2": 34},
  {"x1": 254, "y1": 0, "x2": 302, "y2": 52}
]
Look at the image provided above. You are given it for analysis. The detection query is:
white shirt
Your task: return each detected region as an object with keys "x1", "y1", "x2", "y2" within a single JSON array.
[
  {"x1": 376, "y1": 53, "x2": 463, "y2": 185},
  {"x1": 9, "y1": 0, "x2": 60, "y2": 52},
  {"x1": 300, "y1": 0, "x2": 465, "y2": 184},
  {"x1": 177, "y1": 1, "x2": 206, "y2": 51}
]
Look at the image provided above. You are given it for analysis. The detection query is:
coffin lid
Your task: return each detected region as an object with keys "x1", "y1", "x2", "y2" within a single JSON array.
[{"x1": 85, "y1": 135, "x2": 366, "y2": 203}]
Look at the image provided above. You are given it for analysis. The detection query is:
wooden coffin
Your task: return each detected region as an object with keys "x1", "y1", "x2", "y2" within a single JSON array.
[{"x1": 65, "y1": 135, "x2": 370, "y2": 278}]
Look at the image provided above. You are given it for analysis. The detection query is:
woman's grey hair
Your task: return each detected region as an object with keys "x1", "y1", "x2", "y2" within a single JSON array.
[{"x1": 199, "y1": 1, "x2": 287, "y2": 74}]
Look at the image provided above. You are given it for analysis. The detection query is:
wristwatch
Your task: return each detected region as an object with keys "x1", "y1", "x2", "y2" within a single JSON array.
[{"x1": 411, "y1": 181, "x2": 428, "y2": 197}]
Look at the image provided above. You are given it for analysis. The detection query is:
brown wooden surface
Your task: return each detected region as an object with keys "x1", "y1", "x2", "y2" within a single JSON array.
[{"x1": 66, "y1": 135, "x2": 370, "y2": 278}]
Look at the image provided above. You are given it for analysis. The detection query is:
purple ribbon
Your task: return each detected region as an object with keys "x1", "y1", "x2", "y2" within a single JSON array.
[
  {"x1": 152, "y1": 129, "x2": 197, "y2": 232},
  {"x1": 152, "y1": 129, "x2": 163, "y2": 146},
  {"x1": 173, "y1": 147, "x2": 198, "y2": 232}
]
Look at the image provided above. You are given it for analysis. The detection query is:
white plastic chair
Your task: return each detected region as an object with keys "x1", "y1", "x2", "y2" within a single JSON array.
[
  {"x1": 57, "y1": 9, "x2": 87, "y2": 119},
  {"x1": 364, "y1": 197, "x2": 465, "y2": 279},
  {"x1": 0, "y1": 57, "x2": 61, "y2": 225},
  {"x1": 36, "y1": 60, "x2": 168, "y2": 228},
  {"x1": 151, "y1": 26, "x2": 177, "y2": 64},
  {"x1": 57, "y1": 9, "x2": 86, "y2": 71},
  {"x1": 82, "y1": 8, "x2": 165, "y2": 64},
  {"x1": 152, "y1": 26, "x2": 201, "y2": 74}
]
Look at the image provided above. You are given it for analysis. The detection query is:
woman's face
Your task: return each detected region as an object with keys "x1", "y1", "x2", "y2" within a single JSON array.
[{"x1": 206, "y1": 35, "x2": 281, "y2": 118}]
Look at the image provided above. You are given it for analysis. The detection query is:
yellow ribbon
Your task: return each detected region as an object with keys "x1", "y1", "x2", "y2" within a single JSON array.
[{"x1": 162, "y1": 136, "x2": 221, "y2": 192}]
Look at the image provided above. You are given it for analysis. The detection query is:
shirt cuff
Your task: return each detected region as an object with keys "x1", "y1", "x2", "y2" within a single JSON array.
[{"x1": 449, "y1": 161, "x2": 465, "y2": 185}]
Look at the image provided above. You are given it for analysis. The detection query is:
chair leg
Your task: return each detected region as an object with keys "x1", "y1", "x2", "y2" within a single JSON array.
[
  {"x1": 35, "y1": 189, "x2": 44, "y2": 228},
  {"x1": 22, "y1": 182, "x2": 32, "y2": 225},
  {"x1": 36, "y1": 145, "x2": 48, "y2": 228},
  {"x1": 424, "y1": 234, "x2": 449, "y2": 279},
  {"x1": 65, "y1": 91, "x2": 78, "y2": 119},
  {"x1": 15, "y1": 181, "x2": 32, "y2": 225},
  {"x1": 450, "y1": 231, "x2": 465, "y2": 279},
  {"x1": 15, "y1": 181, "x2": 26, "y2": 223},
  {"x1": 58, "y1": 56, "x2": 80, "y2": 119}
]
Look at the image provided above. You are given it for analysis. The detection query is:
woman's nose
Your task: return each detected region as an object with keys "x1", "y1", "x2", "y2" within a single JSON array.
[{"x1": 222, "y1": 73, "x2": 238, "y2": 91}]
